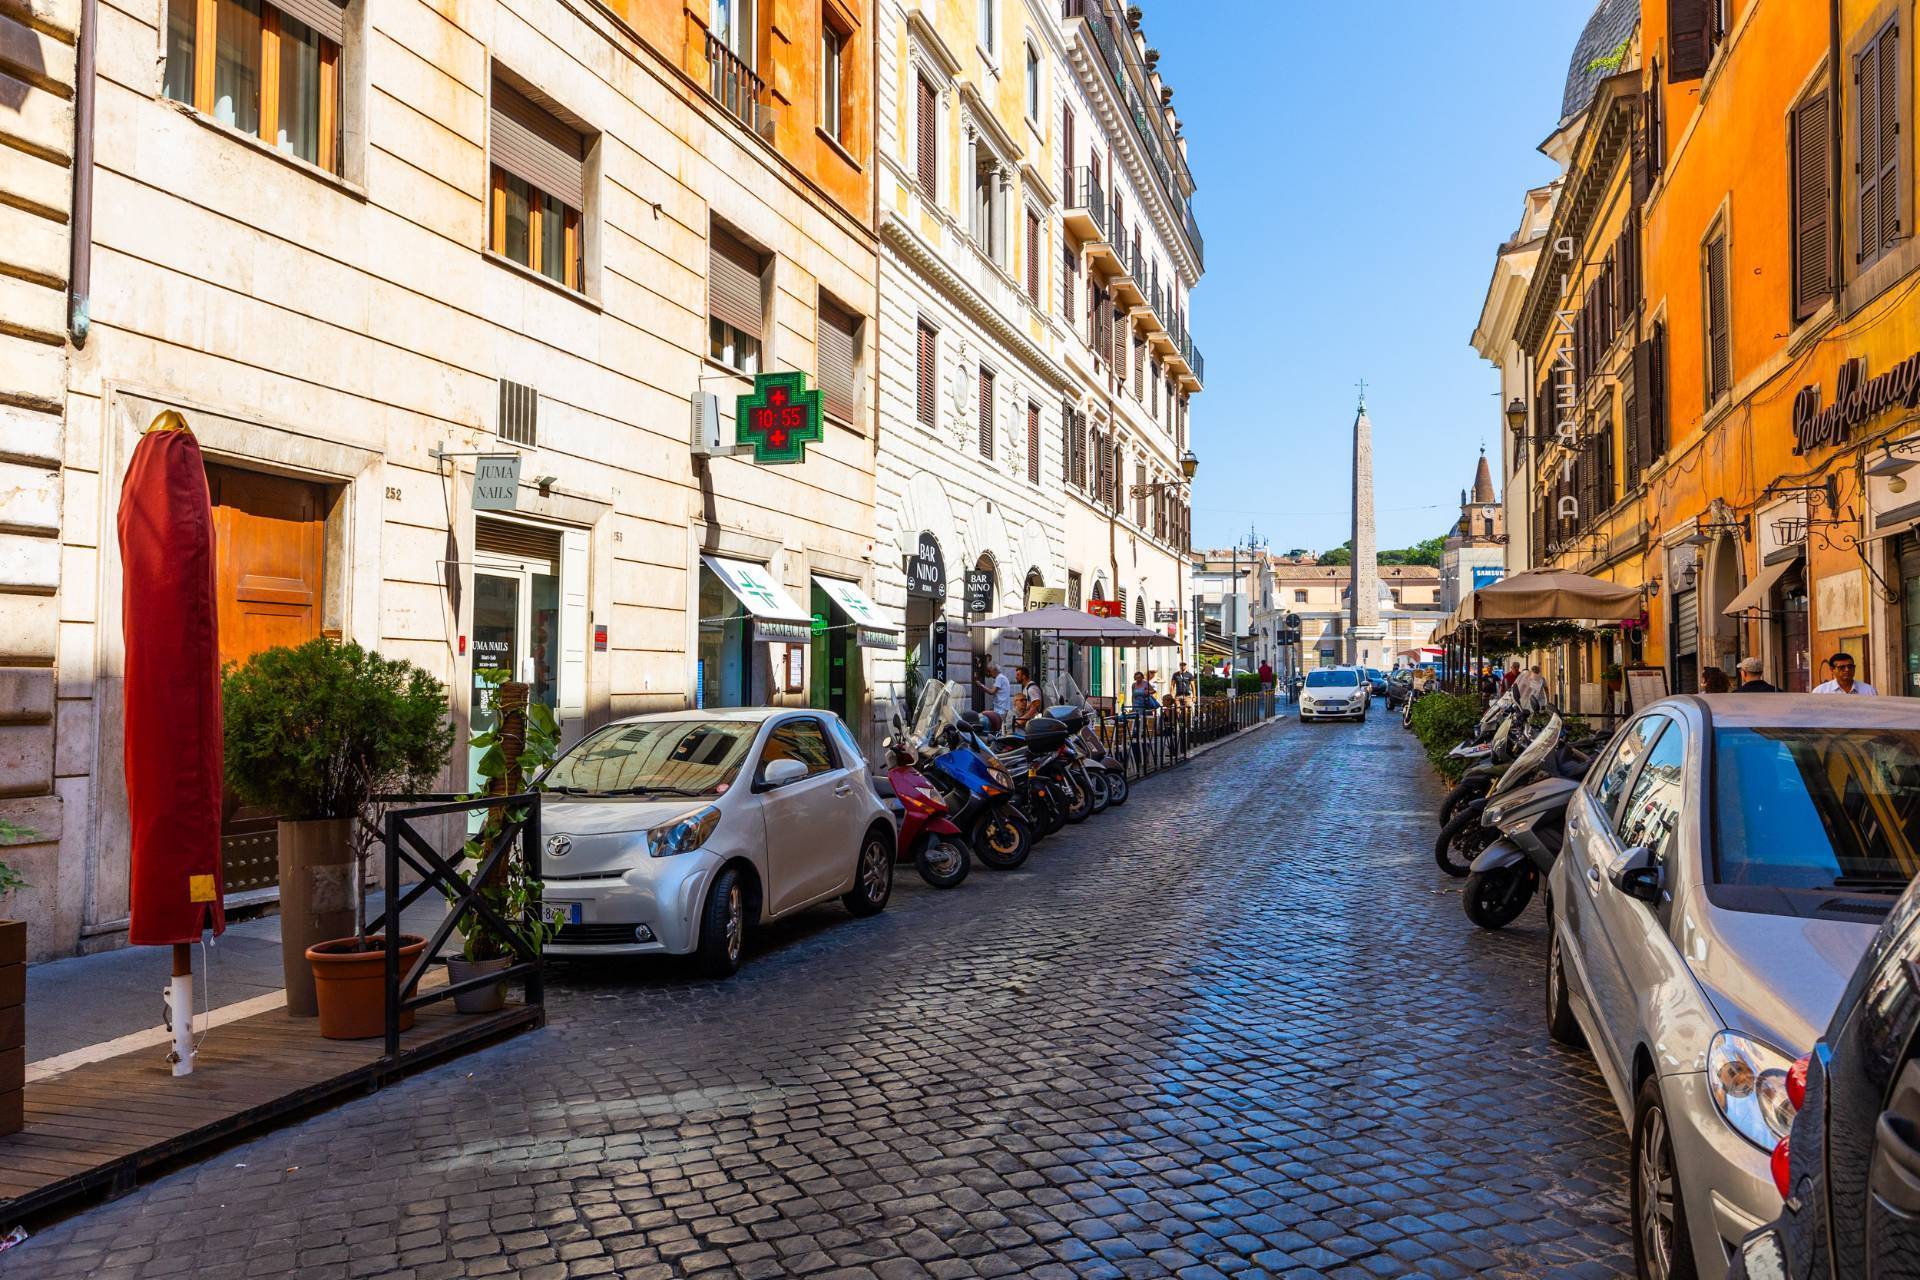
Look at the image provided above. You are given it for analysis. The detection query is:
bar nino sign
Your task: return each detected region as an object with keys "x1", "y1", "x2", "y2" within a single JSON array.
[{"x1": 472, "y1": 455, "x2": 521, "y2": 511}]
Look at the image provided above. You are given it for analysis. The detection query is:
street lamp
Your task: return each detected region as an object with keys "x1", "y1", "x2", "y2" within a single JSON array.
[
  {"x1": 1505, "y1": 398, "x2": 1527, "y2": 432},
  {"x1": 1180, "y1": 448, "x2": 1199, "y2": 480}
]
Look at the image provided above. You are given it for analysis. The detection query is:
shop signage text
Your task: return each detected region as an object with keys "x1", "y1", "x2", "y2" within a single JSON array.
[
  {"x1": 930, "y1": 623, "x2": 949, "y2": 681},
  {"x1": 472, "y1": 455, "x2": 521, "y2": 511},
  {"x1": 736, "y1": 371, "x2": 824, "y2": 465},
  {"x1": 1153, "y1": 607, "x2": 1177, "y2": 623},
  {"x1": 1027, "y1": 586, "x2": 1065, "y2": 609},
  {"x1": 965, "y1": 569, "x2": 995, "y2": 615},
  {"x1": 1792, "y1": 353, "x2": 1920, "y2": 454},
  {"x1": 1087, "y1": 599, "x2": 1124, "y2": 618},
  {"x1": 905, "y1": 533, "x2": 946, "y2": 600}
]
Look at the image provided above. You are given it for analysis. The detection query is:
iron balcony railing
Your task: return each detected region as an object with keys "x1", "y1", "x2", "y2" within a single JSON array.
[
  {"x1": 1066, "y1": 166, "x2": 1108, "y2": 239},
  {"x1": 706, "y1": 31, "x2": 774, "y2": 139}
]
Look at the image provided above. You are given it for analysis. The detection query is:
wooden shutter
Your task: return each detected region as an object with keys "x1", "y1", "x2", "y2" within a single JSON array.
[
  {"x1": 1026, "y1": 210, "x2": 1041, "y2": 302},
  {"x1": 1860, "y1": 35, "x2": 1884, "y2": 262},
  {"x1": 1865, "y1": 24, "x2": 1903, "y2": 261},
  {"x1": 709, "y1": 226, "x2": 765, "y2": 338},
  {"x1": 1631, "y1": 338, "x2": 1655, "y2": 482},
  {"x1": 1027, "y1": 403, "x2": 1040, "y2": 483},
  {"x1": 1649, "y1": 67, "x2": 1665, "y2": 175},
  {"x1": 1792, "y1": 89, "x2": 1833, "y2": 320},
  {"x1": 492, "y1": 79, "x2": 585, "y2": 211},
  {"x1": 1062, "y1": 105, "x2": 1074, "y2": 201},
  {"x1": 977, "y1": 367, "x2": 994, "y2": 459},
  {"x1": 276, "y1": 0, "x2": 345, "y2": 43},
  {"x1": 1060, "y1": 398, "x2": 1073, "y2": 483},
  {"x1": 1631, "y1": 104, "x2": 1650, "y2": 206},
  {"x1": 916, "y1": 75, "x2": 937, "y2": 198},
  {"x1": 1624, "y1": 390, "x2": 1640, "y2": 487},
  {"x1": 1062, "y1": 243, "x2": 1077, "y2": 320},
  {"x1": 915, "y1": 320, "x2": 936, "y2": 427},
  {"x1": 1669, "y1": 0, "x2": 1712, "y2": 81},
  {"x1": 1705, "y1": 232, "x2": 1730, "y2": 400},
  {"x1": 1073, "y1": 409, "x2": 1087, "y2": 486},
  {"x1": 1650, "y1": 320, "x2": 1668, "y2": 457},
  {"x1": 817, "y1": 297, "x2": 859, "y2": 424}
]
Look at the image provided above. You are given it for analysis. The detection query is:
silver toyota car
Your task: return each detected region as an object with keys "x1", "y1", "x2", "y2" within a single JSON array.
[{"x1": 1545, "y1": 694, "x2": 1920, "y2": 1280}]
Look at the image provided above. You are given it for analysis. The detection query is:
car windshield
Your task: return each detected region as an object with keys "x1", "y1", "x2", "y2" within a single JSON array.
[
  {"x1": 1713, "y1": 727, "x2": 1920, "y2": 890},
  {"x1": 544, "y1": 719, "x2": 758, "y2": 796},
  {"x1": 1306, "y1": 670, "x2": 1358, "y2": 688}
]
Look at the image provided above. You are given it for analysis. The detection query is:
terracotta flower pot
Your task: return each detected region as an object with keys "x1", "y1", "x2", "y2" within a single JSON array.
[
  {"x1": 306, "y1": 934, "x2": 426, "y2": 1040},
  {"x1": 446, "y1": 955, "x2": 511, "y2": 1014}
]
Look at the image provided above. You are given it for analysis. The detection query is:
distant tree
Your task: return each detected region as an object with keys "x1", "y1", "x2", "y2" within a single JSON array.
[
  {"x1": 1316, "y1": 542, "x2": 1353, "y2": 566},
  {"x1": 1321, "y1": 534, "x2": 1442, "y2": 568}
]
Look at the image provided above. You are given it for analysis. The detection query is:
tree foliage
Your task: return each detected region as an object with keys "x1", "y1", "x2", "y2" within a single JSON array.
[{"x1": 1314, "y1": 534, "x2": 1444, "y2": 568}]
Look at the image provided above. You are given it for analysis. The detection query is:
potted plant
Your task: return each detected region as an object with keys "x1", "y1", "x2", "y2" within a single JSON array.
[
  {"x1": 223, "y1": 639, "x2": 453, "y2": 1038},
  {"x1": 0, "y1": 821, "x2": 28, "y2": 1138},
  {"x1": 446, "y1": 672, "x2": 562, "y2": 1014},
  {"x1": 1602, "y1": 662, "x2": 1624, "y2": 692}
]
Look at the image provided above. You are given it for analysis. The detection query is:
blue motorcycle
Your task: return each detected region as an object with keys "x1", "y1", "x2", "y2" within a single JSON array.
[{"x1": 914, "y1": 682, "x2": 1033, "y2": 870}]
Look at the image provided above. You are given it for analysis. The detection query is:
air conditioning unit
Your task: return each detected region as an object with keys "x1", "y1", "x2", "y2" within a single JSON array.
[{"x1": 690, "y1": 391, "x2": 726, "y2": 455}]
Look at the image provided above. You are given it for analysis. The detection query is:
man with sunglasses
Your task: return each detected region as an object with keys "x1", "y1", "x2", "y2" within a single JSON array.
[{"x1": 1811, "y1": 652, "x2": 1878, "y2": 695}]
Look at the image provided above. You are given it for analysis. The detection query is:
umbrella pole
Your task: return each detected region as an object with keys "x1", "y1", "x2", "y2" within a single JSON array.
[{"x1": 170, "y1": 942, "x2": 194, "y2": 1076}]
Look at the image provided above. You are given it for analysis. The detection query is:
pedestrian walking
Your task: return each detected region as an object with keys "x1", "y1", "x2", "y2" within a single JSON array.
[
  {"x1": 1514, "y1": 665, "x2": 1547, "y2": 709},
  {"x1": 977, "y1": 662, "x2": 1010, "y2": 726},
  {"x1": 1812, "y1": 652, "x2": 1878, "y2": 695},
  {"x1": 1131, "y1": 671, "x2": 1158, "y2": 714},
  {"x1": 1170, "y1": 662, "x2": 1195, "y2": 710},
  {"x1": 1257, "y1": 659, "x2": 1274, "y2": 690},
  {"x1": 1736, "y1": 656, "x2": 1778, "y2": 692},
  {"x1": 1014, "y1": 666, "x2": 1044, "y2": 723},
  {"x1": 1503, "y1": 661, "x2": 1521, "y2": 691},
  {"x1": 1701, "y1": 666, "x2": 1731, "y2": 693}
]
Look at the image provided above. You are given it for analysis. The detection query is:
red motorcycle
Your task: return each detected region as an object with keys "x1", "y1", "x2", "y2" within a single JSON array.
[{"x1": 884, "y1": 718, "x2": 972, "y2": 889}]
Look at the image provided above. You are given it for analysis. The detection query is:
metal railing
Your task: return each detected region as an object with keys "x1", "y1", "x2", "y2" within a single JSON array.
[
  {"x1": 372, "y1": 792, "x2": 545, "y2": 1059},
  {"x1": 1091, "y1": 692, "x2": 1274, "y2": 781},
  {"x1": 706, "y1": 31, "x2": 772, "y2": 138},
  {"x1": 1066, "y1": 166, "x2": 1108, "y2": 239}
]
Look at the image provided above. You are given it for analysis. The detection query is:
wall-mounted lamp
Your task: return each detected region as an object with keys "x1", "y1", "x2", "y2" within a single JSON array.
[
  {"x1": 534, "y1": 474, "x2": 557, "y2": 497},
  {"x1": 1869, "y1": 446, "x2": 1918, "y2": 494},
  {"x1": 1505, "y1": 398, "x2": 1527, "y2": 432},
  {"x1": 1180, "y1": 448, "x2": 1199, "y2": 480}
]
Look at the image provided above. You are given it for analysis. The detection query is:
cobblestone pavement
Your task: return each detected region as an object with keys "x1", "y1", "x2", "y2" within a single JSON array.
[{"x1": 11, "y1": 711, "x2": 1632, "y2": 1279}]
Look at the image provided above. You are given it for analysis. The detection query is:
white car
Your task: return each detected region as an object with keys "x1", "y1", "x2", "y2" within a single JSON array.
[
  {"x1": 1299, "y1": 668, "x2": 1368, "y2": 722},
  {"x1": 536, "y1": 708, "x2": 894, "y2": 977}
]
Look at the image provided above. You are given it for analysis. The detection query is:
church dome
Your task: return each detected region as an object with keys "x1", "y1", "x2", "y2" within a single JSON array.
[{"x1": 1560, "y1": 0, "x2": 1638, "y2": 128}]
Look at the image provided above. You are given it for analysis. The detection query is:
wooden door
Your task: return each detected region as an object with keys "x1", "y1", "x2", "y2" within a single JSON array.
[{"x1": 206, "y1": 464, "x2": 331, "y2": 892}]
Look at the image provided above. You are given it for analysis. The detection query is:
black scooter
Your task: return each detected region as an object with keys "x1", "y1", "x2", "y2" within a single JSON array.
[{"x1": 1462, "y1": 774, "x2": 1578, "y2": 929}]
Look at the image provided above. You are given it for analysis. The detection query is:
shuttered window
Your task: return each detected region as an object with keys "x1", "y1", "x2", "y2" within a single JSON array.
[
  {"x1": 1061, "y1": 398, "x2": 1074, "y2": 484},
  {"x1": 1791, "y1": 88, "x2": 1833, "y2": 320},
  {"x1": 978, "y1": 367, "x2": 995, "y2": 459},
  {"x1": 493, "y1": 79, "x2": 584, "y2": 211},
  {"x1": 915, "y1": 75, "x2": 937, "y2": 199},
  {"x1": 915, "y1": 320, "x2": 937, "y2": 427},
  {"x1": 490, "y1": 78, "x2": 589, "y2": 292},
  {"x1": 1026, "y1": 210, "x2": 1041, "y2": 303},
  {"x1": 1133, "y1": 336, "x2": 1144, "y2": 399},
  {"x1": 1704, "y1": 228, "x2": 1731, "y2": 404},
  {"x1": 1669, "y1": 0, "x2": 1714, "y2": 82},
  {"x1": 1026, "y1": 402, "x2": 1040, "y2": 483},
  {"x1": 1062, "y1": 105, "x2": 1074, "y2": 202},
  {"x1": 709, "y1": 224, "x2": 765, "y2": 373},
  {"x1": 1857, "y1": 20, "x2": 1902, "y2": 269},
  {"x1": 1072, "y1": 409, "x2": 1087, "y2": 487},
  {"x1": 817, "y1": 295, "x2": 860, "y2": 426},
  {"x1": 1062, "y1": 243, "x2": 1077, "y2": 321}
]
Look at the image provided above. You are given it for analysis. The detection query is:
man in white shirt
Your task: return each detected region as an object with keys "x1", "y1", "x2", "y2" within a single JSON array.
[
  {"x1": 1514, "y1": 665, "x2": 1549, "y2": 710},
  {"x1": 977, "y1": 663, "x2": 1011, "y2": 724},
  {"x1": 1811, "y1": 652, "x2": 1878, "y2": 695}
]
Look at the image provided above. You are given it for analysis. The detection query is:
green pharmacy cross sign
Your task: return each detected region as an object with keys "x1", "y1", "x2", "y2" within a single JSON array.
[{"x1": 737, "y1": 371, "x2": 823, "y2": 465}]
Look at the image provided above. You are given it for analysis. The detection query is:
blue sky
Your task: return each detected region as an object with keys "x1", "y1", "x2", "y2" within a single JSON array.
[{"x1": 1151, "y1": 2, "x2": 1596, "y2": 555}]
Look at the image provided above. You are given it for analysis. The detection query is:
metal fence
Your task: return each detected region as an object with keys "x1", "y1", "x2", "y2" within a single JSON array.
[{"x1": 1092, "y1": 692, "x2": 1275, "y2": 781}]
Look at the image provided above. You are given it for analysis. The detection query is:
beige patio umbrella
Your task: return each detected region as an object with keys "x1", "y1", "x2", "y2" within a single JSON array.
[{"x1": 1460, "y1": 568, "x2": 1642, "y2": 622}]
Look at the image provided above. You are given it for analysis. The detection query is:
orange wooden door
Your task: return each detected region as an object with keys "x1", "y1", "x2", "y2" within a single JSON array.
[
  {"x1": 206, "y1": 464, "x2": 331, "y2": 892},
  {"x1": 207, "y1": 465, "x2": 328, "y2": 668}
]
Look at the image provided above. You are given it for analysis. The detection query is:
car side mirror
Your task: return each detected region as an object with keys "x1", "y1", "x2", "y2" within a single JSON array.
[
  {"x1": 1608, "y1": 845, "x2": 1664, "y2": 904},
  {"x1": 759, "y1": 758, "x2": 809, "y2": 790}
]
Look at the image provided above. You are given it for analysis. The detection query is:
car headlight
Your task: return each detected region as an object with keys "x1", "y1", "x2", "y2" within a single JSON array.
[
  {"x1": 647, "y1": 805, "x2": 721, "y2": 858},
  {"x1": 1707, "y1": 1031, "x2": 1798, "y2": 1151}
]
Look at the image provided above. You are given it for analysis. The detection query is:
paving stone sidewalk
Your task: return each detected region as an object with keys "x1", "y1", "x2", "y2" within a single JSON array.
[{"x1": 9, "y1": 709, "x2": 1630, "y2": 1279}]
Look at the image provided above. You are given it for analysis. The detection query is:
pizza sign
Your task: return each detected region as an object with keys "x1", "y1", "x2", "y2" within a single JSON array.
[{"x1": 736, "y1": 371, "x2": 824, "y2": 465}]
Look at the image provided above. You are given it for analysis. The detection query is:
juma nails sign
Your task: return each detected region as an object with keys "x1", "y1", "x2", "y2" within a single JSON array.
[{"x1": 1792, "y1": 353, "x2": 1920, "y2": 454}]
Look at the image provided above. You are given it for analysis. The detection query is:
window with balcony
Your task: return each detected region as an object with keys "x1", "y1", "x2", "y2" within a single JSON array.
[
  {"x1": 164, "y1": 0, "x2": 345, "y2": 173},
  {"x1": 712, "y1": 0, "x2": 755, "y2": 60},
  {"x1": 709, "y1": 223, "x2": 766, "y2": 375},
  {"x1": 708, "y1": 0, "x2": 766, "y2": 132},
  {"x1": 488, "y1": 76, "x2": 588, "y2": 291}
]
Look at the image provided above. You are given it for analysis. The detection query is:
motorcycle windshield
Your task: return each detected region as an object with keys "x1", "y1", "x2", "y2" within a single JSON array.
[
  {"x1": 1047, "y1": 673, "x2": 1089, "y2": 708},
  {"x1": 910, "y1": 679, "x2": 958, "y2": 745},
  {"x1": 1492, "y1": 714, "x2": 1561, "y2": 798}
]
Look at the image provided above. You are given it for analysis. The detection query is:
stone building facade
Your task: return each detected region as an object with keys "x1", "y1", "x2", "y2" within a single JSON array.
[{"x1": 1, "y1": 0, "x2": 885, "y2": 961}]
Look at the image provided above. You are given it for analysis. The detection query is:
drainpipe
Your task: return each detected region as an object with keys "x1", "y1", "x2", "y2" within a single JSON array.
[
  {"x1": 1829, "y1": 0, "x2": 1844, "y2": 312},
  {"x1": 67, "y1": 0, "x2": 97, "y2": 343}
]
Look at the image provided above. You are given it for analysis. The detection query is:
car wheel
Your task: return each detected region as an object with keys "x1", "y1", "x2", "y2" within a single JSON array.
[
  {"x1": 1546, "y1": 912, "x2": 1585, "y2": 1047},
  {"x1": 1632, "y1": 1075, "x2": 1699, "y2": 1280},
  {"x1": 842, "y1": 827, "x2": 893, "y2": 917},
  {"x1": 694, "y1": 867, "x2": 748, "y2": 979}
]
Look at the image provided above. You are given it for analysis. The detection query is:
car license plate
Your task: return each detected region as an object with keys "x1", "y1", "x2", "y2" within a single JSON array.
[{"x1": 548, "y1": 901, "x2": 583, "y2": 925}]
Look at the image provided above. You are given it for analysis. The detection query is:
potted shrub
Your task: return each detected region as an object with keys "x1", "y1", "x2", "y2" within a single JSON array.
[
  {"x1": 223, "y1": 639, "x2": 453, "y2": 1038},
  {"x1": 446, "y1": 673, "x2": 562, "y2": 1014},
  {"x1": 0, "y1": 823, "x2": 27, "y2": 1137}
]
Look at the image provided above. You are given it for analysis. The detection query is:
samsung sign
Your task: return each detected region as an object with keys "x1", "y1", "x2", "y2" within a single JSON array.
[{"x1": 1472, "y1": 565, "x2": 1507, "y2": 589}]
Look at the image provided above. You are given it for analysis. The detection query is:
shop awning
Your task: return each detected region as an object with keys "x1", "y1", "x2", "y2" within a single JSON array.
[
  {"x1": 811, "y1": 574, "x2": 901, "y2": 649},
  {"x1": 1721, "y1": 549, "x2": 1802, "y2": 616},
  {"x1": 702, "y1": 555, "x2": 813, "y2": 642}
]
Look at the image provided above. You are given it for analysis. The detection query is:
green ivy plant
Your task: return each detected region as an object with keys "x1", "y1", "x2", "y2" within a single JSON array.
[
  {"x1": 458, "y1": 670, "x2": 564, "y2": 964},
  {"x1": 0, "y1": 818, "x2": 31, "y2": 905},
  {"x1": 1587, "y1": 38, "x2": 1630, "y2": 74}
]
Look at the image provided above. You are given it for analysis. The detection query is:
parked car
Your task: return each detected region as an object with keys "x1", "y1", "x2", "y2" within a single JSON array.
[
  {"x1": 1299, "y1": 668, "x2": 1367, "y2": 722},
  {"x1": 1544, "y1": 694, "x2": 1920, "y2": 1280},
  {"x1": 1384, "y1": 669, "x2": 1415, "y2": 709},
  {"x1": 1729, "y1": 874, "x2": 1920, "y2": 1280},
  {"x1": 1362, "y1": 667, "x2": 1389, "y2": 698},
  {"x1": 536, "y1": 708, "x2": 895, "y2": 977}
]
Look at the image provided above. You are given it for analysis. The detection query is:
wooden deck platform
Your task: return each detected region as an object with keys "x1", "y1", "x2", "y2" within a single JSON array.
[{"x1": 0, "y1": 997, "x2": 540, "y2": 1225}]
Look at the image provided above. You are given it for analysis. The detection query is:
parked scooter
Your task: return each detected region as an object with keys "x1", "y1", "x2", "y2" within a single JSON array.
[
  {"x1": 883, "y1": 707, "x2": 972, "y2": 888},
  {"x1": 1049, "y1": 676, "x2": 1129, "y2": 806},
  {"x1": 915, "y1": 682, "x2": 1034, "y2": 869},
  {"x1": 955, "y1": 712, "x2": 1064, "y2": 839},
  {"x1": 1435, "y1": 711, "x2": 1591, "y2": 880},
  {"x1": 1462, "y1": 773, "x2": 1577, "y2": 929},
  {"x1": 1437, "y1": 699, "x2": 1527, "y2": 824}
]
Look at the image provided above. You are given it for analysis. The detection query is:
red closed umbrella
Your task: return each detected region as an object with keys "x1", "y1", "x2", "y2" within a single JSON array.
[{"x1": 118, "y1": 412, "x2": 225, "y2": 1072}]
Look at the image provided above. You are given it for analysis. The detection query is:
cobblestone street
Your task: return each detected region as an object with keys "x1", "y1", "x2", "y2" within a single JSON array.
[{"x1": 11, "y1": 712, "x2": 1632, "y2": 1279}]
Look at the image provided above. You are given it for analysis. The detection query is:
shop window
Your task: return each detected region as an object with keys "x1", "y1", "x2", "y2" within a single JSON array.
[
  {"x1": 489, "y1": 75, "x2": 588, "y2": 291},
  {"x1": 709, "y1": 223, "x2": 767, "y2": 375},
  {"x1": 164, "y1": 0, "x2": 345, "y2": 173}
]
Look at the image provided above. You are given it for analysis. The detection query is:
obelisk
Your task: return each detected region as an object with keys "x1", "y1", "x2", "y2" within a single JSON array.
[{"x1": 1349, "y1": 392, "x2": 1386, "y2": 668}]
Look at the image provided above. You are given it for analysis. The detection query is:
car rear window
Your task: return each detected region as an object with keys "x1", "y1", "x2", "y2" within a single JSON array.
[
  {"x1": 1713, "y1": 727, "x2": 1920, "y2": 891},
  {"x1": 1306, "y1": 670, "x2": 1358, "y2": 688}
]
